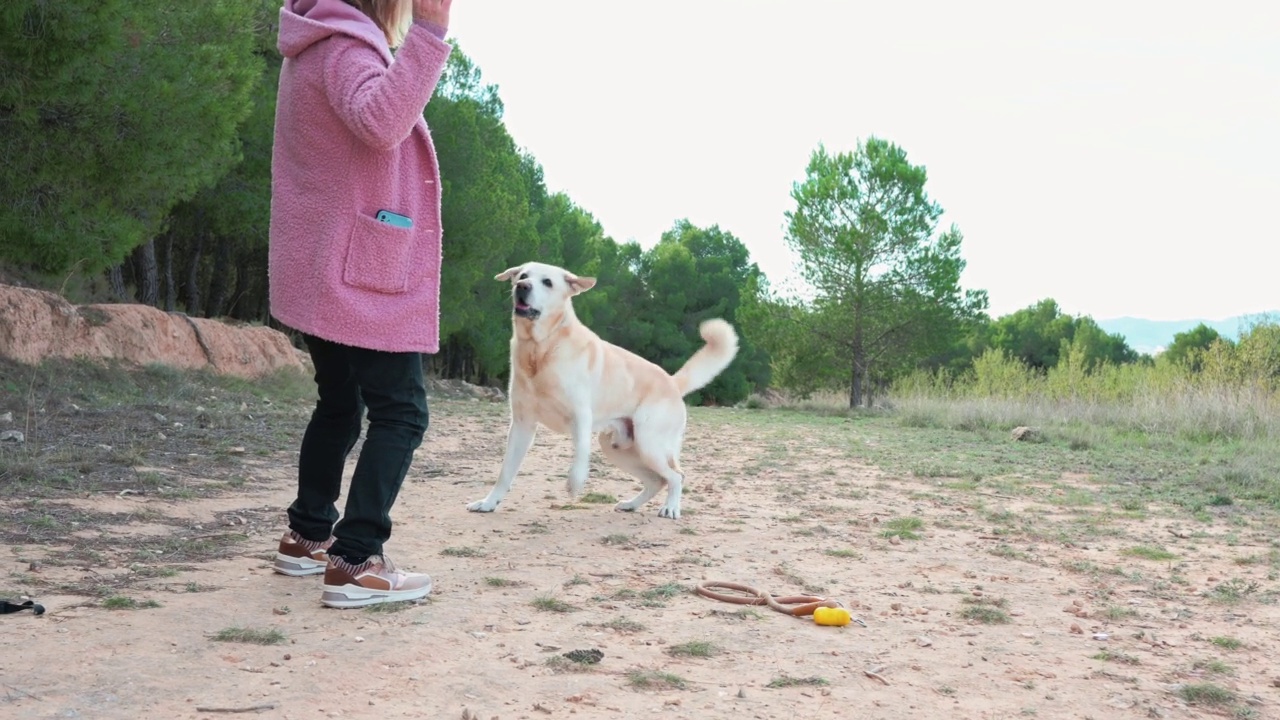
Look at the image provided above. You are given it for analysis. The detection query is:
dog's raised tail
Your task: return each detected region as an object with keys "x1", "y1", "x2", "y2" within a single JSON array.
[{"x1": 672, "y1": 319, "x2": 739, "y2": 396}]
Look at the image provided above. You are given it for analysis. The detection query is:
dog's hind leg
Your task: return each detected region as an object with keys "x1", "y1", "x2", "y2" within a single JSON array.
[
  {"x1": 607, "y1": 408, "x2": 688, "y2": 519},
  {"x1": 643, "y1": 454, "x2": 685, "y2": 520},
  {"x1": 599, "y1": 434, "x2": 665, "y2": 513},
  {"x1": 467, "y1": 419, "x2": 537, "y2": 513}
]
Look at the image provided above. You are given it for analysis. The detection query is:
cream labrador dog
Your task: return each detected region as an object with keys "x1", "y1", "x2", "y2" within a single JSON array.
[{"x1": 466, "y1": 261, "x2": 739, "y2": 519}]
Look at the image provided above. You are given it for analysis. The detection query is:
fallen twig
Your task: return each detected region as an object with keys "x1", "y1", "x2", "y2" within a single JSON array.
[
  {"x1": 4, "y1": 684, "x2": 41, "y2": 701},
  {"x1": 864, "y1": 666, "x2": 890, "y2": 685},
  {"x1": 195, "y1": 703, "x2": 278, "y2": 714}
]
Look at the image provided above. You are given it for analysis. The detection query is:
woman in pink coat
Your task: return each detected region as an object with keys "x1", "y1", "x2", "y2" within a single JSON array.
[{"x1": 267, "y1": 0, "x2": 453, "y2": 609}]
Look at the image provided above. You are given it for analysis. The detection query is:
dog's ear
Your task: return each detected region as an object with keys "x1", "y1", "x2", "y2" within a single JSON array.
[
  {"x1": 565, "y1": 274, "x2": 597, "y2": 295},
  {"x1": 495, "y1": 265, "x2": 523, "y2": 282}
]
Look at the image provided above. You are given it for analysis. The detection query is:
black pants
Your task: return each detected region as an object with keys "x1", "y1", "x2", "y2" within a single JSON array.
[{"x1": 287, "y1": 333, "x2": 428, "y2": 563}]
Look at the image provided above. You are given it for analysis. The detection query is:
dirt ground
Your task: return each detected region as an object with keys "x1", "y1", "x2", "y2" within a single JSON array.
[{"x1": 3, "y1": 395, "x2": 1279, "y2": 720}]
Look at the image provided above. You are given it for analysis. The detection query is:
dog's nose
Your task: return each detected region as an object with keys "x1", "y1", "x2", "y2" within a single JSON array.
[{"x1": 515, "y1": 284, "x2": 530, "y2": 301}]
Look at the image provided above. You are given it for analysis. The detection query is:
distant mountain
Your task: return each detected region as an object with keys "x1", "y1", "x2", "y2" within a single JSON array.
[{"x1": 1097, "y1": 312, "x2": 1279, "y2": 355}]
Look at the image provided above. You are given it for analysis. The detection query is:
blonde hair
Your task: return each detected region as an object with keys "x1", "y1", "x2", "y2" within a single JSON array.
[{"x1": 344, "y1": 0, "x2": 413, "y2": 48}]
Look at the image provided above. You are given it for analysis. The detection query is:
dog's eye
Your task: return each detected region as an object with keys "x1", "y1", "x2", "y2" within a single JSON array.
[
  {"x1": 518, "y1": 272, "x2": 528, "y2": 281},
  {"x1": 541, "y1": 278, "x2": 553, "y2": 288}
]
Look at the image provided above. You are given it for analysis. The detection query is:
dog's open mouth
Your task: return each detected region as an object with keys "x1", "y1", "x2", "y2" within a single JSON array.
[
  {"x1": 513, "y1": 283, "x2": 539, "y2": 319},
  {"x1": 513, "y1": 300, "x2": 539, "y2": 319}
]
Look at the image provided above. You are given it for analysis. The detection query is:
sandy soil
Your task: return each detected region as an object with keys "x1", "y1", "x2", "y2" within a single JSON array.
[{"x1": 3, "y1": 399, "x2": 1279, "y2": 720}]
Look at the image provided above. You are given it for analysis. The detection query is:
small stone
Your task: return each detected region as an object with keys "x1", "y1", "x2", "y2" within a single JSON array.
[
  {"x1": 157, "y1": 432, "x2": 167, "y2": 440},
  {"x1": 0, "y1": 411, "x2": 13, "y2": 423},
  {"x1": 1092, "y1": 632, "x2": 1110, "y2": 641},
  {"x1": 354, "y1": 636, "x2": 365, "y2": 643},
  {"x1": 917, "y1": 636, "x2": 933, "y2": 647},
  {"x1": 890, "y1": 603, "x2": 902, "y2": 611},
  {"x1": 1070, "y1": 623, "x2": 1083, "y2": 634},
  {"x1": 889, "y1": 535, "x2": 901, "y2": 545},
  {"x1": 0, "y1": 430, "x2": 24, "y2": 443},
  {"x1": 153, "y1": 412, "x2": 167, "y2": 422}
]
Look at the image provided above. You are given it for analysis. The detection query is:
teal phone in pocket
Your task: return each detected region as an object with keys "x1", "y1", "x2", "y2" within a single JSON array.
[{"x1": 376, "y1": 209, "x2": 413, "y2": 229}]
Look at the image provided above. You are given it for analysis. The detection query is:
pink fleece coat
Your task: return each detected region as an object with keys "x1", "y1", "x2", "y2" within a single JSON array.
[{"x1": 268, "y1": 0, "x2": 452, "y2": 354}]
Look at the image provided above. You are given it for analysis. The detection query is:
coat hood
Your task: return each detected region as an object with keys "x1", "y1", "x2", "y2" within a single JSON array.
[{"x1": 278, "y1": 0, "x2": 389, "y2": 59}]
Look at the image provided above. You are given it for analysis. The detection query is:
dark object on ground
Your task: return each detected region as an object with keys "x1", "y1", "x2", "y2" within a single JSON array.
[
  {"x1": 562, "y1": 648, "x2": 603, "y2": 664},
  {"x1": 1, "y1": 599, "x2": 45, "y2": 616}
]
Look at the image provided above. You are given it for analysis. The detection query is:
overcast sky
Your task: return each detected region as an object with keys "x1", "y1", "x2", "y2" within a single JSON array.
[{"x1": 446, "y1": 0, "x2": 1278, "y2": 321}]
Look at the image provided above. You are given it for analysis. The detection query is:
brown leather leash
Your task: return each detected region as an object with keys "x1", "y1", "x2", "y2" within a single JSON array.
[{"x1": 696, "y1": 580, "x2": 850, "y2": 618}]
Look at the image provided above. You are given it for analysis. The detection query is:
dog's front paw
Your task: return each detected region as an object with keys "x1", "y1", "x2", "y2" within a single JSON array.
[
  {"x1": 466, "y1": 498, "x2": 500, "y2": 513},
  {"x1": 657, "y1": 504, "x2": 681, "y2": 520}
]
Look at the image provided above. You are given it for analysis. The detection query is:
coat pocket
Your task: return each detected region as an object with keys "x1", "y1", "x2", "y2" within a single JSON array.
[{"x1": 342, "y1": 212, "x2": 415, "y2": 294}]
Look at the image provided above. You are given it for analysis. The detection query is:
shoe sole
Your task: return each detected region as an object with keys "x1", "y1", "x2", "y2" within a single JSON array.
[
  {"x1": 273, "y1": 553, "x2": 327, "y2": 577},
  {"x1": 320, "y1": 579, "x2": 433, "y2": 609}
]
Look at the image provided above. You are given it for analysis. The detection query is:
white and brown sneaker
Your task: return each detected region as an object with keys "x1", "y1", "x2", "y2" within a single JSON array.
[
  {"x1": 273, "y1": 530, "x2": 335, "y2": 576},
  {"x1": 320, "y1": 554, "x2": 433, "y2": 609}
]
